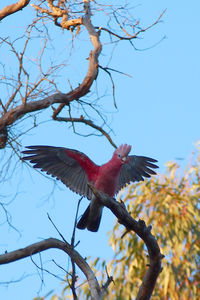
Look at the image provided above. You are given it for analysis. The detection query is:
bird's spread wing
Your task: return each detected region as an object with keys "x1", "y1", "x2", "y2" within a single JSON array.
[
  {"x1": 22, "y1": 146, "x2": 99, "y2": 200},
  {"x1": 116, "y1": 155, "x2": 158, "y2": 193}
]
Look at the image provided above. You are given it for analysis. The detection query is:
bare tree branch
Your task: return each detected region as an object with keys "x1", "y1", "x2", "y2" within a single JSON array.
[
  {"x1": 96, "y1": 9, "x2": 166, "y2": 41},
  {"x1": 0, "y1": 0, "x2": 30, "y2": 21},
  {"x1": 69, "y1": 197, "x2": 83, "y2": 300},
  {"x1": 0, "y1": 237, "x2": 101, "y2": 300},
  {"x1": 53, "y1": 115, "x2": 117, "y2": 149},
  {"x1": 0, "y1": 3, "x2": 166, "y2": 298},
  {"x1": 99, "y1": 266, "x2": 114, "y2": 299},
  {"x1": 0, "y1": 2, "x2": 166, "y2": 150},
  {"x1": 0, "y1": 0, "x2": 102, "y2": 147},
  {"x1": 0, "y1": 183, "x2": 164, "y2": 300},
  {"x1": 0, "y1": 51, "x2": 100, "y2": 129},
  {"x1": 87, "y1": 183, "x2": 164, "y2": 300}
]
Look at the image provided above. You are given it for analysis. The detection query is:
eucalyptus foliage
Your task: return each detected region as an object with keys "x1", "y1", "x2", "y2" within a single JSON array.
[
  {"x1": 42, "y1": 145, "x2": 200, "y2": 299},
  {"x1": 79, "y1": 145, "x2": 200, "y2": 299}
]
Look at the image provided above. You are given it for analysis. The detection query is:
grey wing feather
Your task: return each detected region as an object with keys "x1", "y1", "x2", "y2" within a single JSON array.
[
  {"x1": 116, "y1": 155, "x2": 158, "y2": 193},
  {"x1": 22, "y1": 146, "x2": 93, "y2": 200}
]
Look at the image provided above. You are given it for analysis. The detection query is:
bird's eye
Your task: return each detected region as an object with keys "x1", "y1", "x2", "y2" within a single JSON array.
[{"x1": 118, "y1": 154, "x2": 121, "y2": 158}]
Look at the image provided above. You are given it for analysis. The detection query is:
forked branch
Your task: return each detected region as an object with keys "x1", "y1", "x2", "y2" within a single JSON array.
[
  {"x1": 0, "y1": 180, "x2": 163, "y2": 300},
  {"x1": 88, "y1": 183, "x2": 164, "y2": 300},
  {"x1": 97, "y1": 9, "x2": 166, "y2": 41},
  {"x1": 53, "y1": 115, "x2": 117, "y2": 149},
  {"x1": 0, "y1": 237, "x2": 101, "y2": 300},
  {"x1": 0, "y1": 184, "x2": 164, "y2": 299},
  {"x1": 0, "y1": 0, "x2": 102, "y2": 147}
]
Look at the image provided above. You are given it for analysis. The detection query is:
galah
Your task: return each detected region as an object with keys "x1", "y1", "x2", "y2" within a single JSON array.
[{"x1": 22, "y1": 144, "x2": 158, "y2": 232}]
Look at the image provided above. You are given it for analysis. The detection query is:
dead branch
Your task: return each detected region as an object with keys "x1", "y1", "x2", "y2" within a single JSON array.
[
  {"x1": 0, "y1": 237, "x2": 101, "y2": 300},
  {"x1": 0, "y1": 49, "x2": 98, "y2": 128},
  {"x1": 69, "y1": 197, "x2": 82, "y2": 300},
  {"x1": 96, "y1": 9, "x2": 166, "y2": 41},
  {"x1": 0, "y1": 0, "x2": 102, "y2": 148},
  {"x1": 0, "y1": 235, "x2": 113, "y2": 300},
  {"x1": 99, "y1": 266, "x2": 114, "y2": 299},
  {"x1": 47, "y1": 207, "x2": 81, "y2": 300},
  {"x1": 53, "y1": 115, "x2": 117, "y2": 148},
  {"x1": 0, "y1": 2, "x2": 166, "y2": 150},
  {"x1": 0, "y1": 180, "x2": 162, "y2": 299},
  {"x1": 0, "y1": 0, "x2": 30, "y2": 21},
  {"x1": 88, "y1": 183, "x2": 164, "y2": 300},
  {"x1": 99, "y1": 66, "x2": 117, "y2": 109}
]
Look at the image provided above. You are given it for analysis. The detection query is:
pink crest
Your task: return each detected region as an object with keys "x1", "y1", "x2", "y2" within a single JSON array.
[{"x1": 115, "y1": 144, "x2": 132, "y2": 157}]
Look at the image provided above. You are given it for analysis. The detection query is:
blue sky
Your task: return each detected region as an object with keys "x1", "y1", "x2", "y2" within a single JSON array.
[{"x1": 1, "y1": 1, "x2": 200, "y2": 299}]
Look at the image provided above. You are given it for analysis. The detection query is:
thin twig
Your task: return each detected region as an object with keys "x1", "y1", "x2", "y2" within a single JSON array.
[
  {"x1": 47, "y1": 213, "x2": 68, "y2": 243},
  {"x1": 99, "y1": 266, "x2": 114, "y2": 299},
  {"x1": 70, "y1": 197, "x2": 83, "y2": 300},
  {"x1": 97, "y1": 9, "x2": 166, "y2": 41},
  {"x1": 0, "y1": 238, "x2": 102, "y2": 300},
  {"x1": 54, "y1": 116, "x2": 117, "y2": 149},
  {"x1": 99, "y1": 66, "x2": 117, "y2": 108}
]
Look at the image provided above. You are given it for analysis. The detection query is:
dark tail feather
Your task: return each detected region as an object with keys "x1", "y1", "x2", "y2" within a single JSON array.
[
  {"x1": 77, "y1": 203, "x2": 103, "y2": 232},
  {"x1": 77, "y1": 205, "x2": 90, "y2": 230},
  {"x1": 87, "y1": 207, "x2": 102, "y2": 232}
]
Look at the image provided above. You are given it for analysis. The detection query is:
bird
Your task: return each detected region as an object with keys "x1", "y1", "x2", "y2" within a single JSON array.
[{"x1": 22, "y1": 144, "x2": 158, "y2": 232}]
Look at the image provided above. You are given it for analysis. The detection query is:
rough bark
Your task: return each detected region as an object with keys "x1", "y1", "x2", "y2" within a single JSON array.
[{"x1": 88, "y1": 183, "x2": 164, "y2": 300}]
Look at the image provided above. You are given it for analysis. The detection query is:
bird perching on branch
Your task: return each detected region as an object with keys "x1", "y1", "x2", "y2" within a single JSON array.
[{"x1": 22, "y1": 144, "x2": 158, "y2": 232}]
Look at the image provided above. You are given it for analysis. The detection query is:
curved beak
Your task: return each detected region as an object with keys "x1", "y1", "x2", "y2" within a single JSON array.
[{"x1": 121, "y1": 156, "x2": 127, "y2": 163}]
